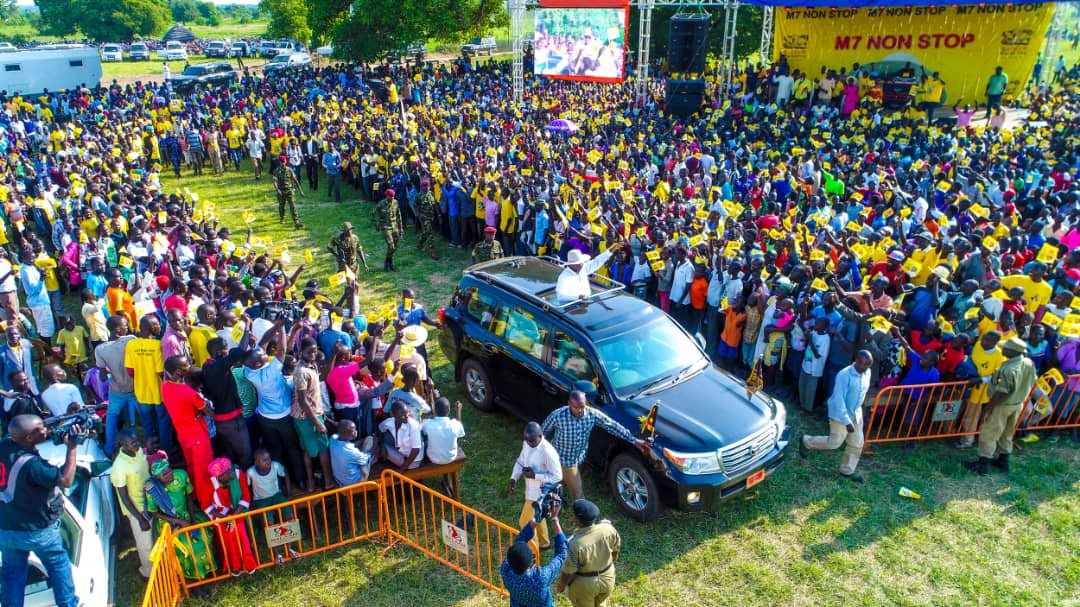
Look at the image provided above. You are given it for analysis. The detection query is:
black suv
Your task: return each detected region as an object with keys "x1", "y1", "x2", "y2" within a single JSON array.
[
  {"x1": 439, "y1": 257, "x2": 789, "y2": 521},
  {"x1": 168, "y1": 62, "x2": 236, "y2": 92}
]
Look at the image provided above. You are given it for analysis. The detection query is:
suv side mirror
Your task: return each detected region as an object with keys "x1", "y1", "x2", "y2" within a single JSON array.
[{"x1": 90, "y1": 461, "x2": 112, "y2": 478}]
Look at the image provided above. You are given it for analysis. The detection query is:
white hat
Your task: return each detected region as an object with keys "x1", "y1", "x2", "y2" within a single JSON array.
[
  {"x1": 566, "y1": 250, "x2": 592, "y2": 265},
  {"x1": 401, "y1": 325, "x2": 428, "y2": 347}
]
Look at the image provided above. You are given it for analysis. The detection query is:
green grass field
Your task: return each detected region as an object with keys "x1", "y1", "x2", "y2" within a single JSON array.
[{"x1": 109, "y1": 161, "x2": 1080, "y2": 607}]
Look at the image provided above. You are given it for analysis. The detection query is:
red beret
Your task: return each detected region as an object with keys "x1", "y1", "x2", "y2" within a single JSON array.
[
  {"x1": 385, "y1": 189, "x2": 396, "y2": 198},
  {"x1": 484, "y1": 226, "x2": 497, "y2": 234}
]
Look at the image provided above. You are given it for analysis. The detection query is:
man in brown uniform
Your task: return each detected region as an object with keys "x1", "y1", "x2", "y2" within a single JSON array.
[
  {"x1": 963, "y1": 336, "x2": 1036, "y2": 475},
  {"x1": 557, "y1": 499, "x2": 621, "y2": 607}
]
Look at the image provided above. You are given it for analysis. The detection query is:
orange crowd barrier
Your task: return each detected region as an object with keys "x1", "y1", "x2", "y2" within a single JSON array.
[
  {"x1": 1017, "y1": 373, "x2": 1080, "y2": 433},
  {"x1": 380, "y1": 469, "x2": 537, "y2": 597},
  {"x1": 864, "y1": 381, "x2": 978, "y2": 443},
  {"x1": 142, "y1": 524, "x2": 186, "y2": 607}
]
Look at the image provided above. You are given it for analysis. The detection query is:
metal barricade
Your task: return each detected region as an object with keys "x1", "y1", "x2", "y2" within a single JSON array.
[
  {"x1": 142, "y1": 524, "x2": 187, "y2": 607},
  {"x1": 171, "y1": 481, "x2": 382, "y2": 589},
  {"x1": 864, "y1": 381, "x2": 978, "y2": 443},
  {"x1": 380, "y1": 469, "x2": 536, "y2": 597},
  {"x1": 1016, "y1": 373, "x2": 1080, "y2": 433}
]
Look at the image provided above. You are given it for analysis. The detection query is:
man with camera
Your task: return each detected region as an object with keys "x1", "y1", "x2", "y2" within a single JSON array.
[
  {"x1": 0, "y1": 414, "x2": 83, "y2": 607},
  {"x1": 557, "y1": 499, "x2": 621, "y2": 607},
  {"x1": 501, "y1": 495, "x2": 567, "y2": 607},
  {"x1": 509, "y1": 422, "x2": 562, "y2": 551}
]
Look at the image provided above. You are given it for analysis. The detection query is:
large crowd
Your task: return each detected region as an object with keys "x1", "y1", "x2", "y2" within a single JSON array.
[{"x1": 0, "y1": 46, "x2": 1076, "y2": 606}]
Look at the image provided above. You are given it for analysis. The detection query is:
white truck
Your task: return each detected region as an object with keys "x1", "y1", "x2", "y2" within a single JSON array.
[{"x1": 0, "y1": 45, "x2": 102, "y2": 95}]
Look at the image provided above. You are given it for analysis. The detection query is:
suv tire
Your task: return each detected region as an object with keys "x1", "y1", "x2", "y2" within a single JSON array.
[
  {"x1": 461, "y1": 358, "x2": 496, "y2": 412},
  {"x1": 607, "y1": 452, "x2": 662, "y2": 522}
]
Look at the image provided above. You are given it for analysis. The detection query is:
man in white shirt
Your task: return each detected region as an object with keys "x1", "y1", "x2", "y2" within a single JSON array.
[
  {"x1": 799, "y1": 351, "x2": 873, "y2": 482},
  {"x1": 668, "y1": 247, "x2": 695, "y2": 328},
  {"x1": 40, "y1": 364, "x2": 85, "y2": 417},
  {"x1": 556, "y1": 243, "x2": 627, "y2": 303},
  {"x1": 379, "y1": 401, "x2": 424, "y2": 470},
  {"x1": 421, "y1": 398, "x2": 466, "y2": 465},
  {"x1": 508, "y1": 422, "x2": 562, "y2": 550}
]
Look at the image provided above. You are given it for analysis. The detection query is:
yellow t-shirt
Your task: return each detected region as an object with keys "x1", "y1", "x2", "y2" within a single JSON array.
[
  {"x1": 124, "y1": 337, "x2": 164, "y2": 405},
  {"x1": 110, "y1": 449, "x2": 150, "y2": 515},
  {"x1": 226, "y1": 129, "x2": 242, "y2": 149},
  {"x1": 56, "y1": 326, "x2": 89, "y2": 363},
  {"x1": 188, "y1": 325, "x2": 217, "y2": 368},
  {"x1": 34, "y1": 254, "x2": 59, "y2": 292},
  {"x1": 969, "y1": 343, "x2": 1005, "y2": 404},
  {"x1": 81, "y1": 301, "x2": 108, "y2": 343},
  {"x1": 1000, "y1": 275, "x2": 1052, "y2": 314}
]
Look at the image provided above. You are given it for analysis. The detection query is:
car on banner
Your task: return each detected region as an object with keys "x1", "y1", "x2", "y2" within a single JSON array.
[
  {"x1": 0, "y1": 438, "x2": 116, "y2": 607},
  {"x1": 862, "y1": 52, "x2": 939, "y2": 108},
  {"x1": 439, "y1": 257, "x2": 789, "y2": 521}
]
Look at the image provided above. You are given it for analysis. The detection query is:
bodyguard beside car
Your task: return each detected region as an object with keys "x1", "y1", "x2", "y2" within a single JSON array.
[{"x1": 0, "y1": 415, "x2": 83, "y2": 607}]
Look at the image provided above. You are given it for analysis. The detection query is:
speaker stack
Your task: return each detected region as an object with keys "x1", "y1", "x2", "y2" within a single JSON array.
[{"x1": 666, "y1": 13, "x2": 710, "y2": 117}]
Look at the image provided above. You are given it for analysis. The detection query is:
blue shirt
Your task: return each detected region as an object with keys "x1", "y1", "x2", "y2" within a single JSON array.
[
  {"x1": 317, "y1": 328, "x2": 353, "y2": 358},
  {"x1": 826, "y1": 364, "x2": 871, "y2": 426},
  {"x1": 322, "y1": 151, "x2": 341, "y2": 175},
  {"x1": 329, "y1": 436, "x2": 370, "y2": 486},
  {"x1": 541, "y1": 406, "x2": 636, "y2": 467},
  {"x1": 500, "y1": 524, "x2": 567, "y2": 607},
  {"x1": 243, "y1": 358, "x2": 293, "y2": 419}
]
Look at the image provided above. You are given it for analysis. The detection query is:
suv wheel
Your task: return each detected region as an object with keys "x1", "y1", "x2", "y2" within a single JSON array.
[
  {"x1": 607, "y1": 453, "x2": 661, "y2": 522},
  {"x1": 461, "y1": 359, "x2": 495, "y2": 411}
]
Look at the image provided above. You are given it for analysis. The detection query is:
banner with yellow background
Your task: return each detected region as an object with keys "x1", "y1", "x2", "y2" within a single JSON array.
[{"x1": 773, "y1": 3, "x2": 1055, "y2": 104}]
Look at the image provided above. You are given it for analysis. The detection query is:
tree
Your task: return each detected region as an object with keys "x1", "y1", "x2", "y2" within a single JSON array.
[
  {"x1": 37, "y1": 0, "x2": 171, "y2": 41},
  {"x1": 309, "y1": 0, "x2": 507, "y2": 61},
  {"x1": 0, "y1": 0, "x2": 16, "y2": 24},
  {"x1": 34, "y1": 0, "x2": 79, "y2": 37},
  {"x1": 628, "y1": 4, "x2": 765, "y2": 67},
  {"x1": 261, "y1": 0, "x2": 313, "y2": 45},
  {"x1": 169, "y1": 0, "x2": 202, "y2": 23}
]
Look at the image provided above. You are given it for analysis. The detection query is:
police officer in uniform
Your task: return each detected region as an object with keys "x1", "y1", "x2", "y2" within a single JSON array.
[
  {"x1": 471, "y1": 226, "x2": 503, "y2": 263},
  {"x1": 963, "y1": 336, "x2": 1037, "y2": 475},
  {"x1": 415, "y1": 179, "x2": 440, "y2": 260},
  {"x1": 557, "y1": 499, "x2": 621, "y2": 607},
  {"x1": 327, "y1": 222, "x2": 368, "y2": 274},
  {"x1": 273, "y1": 156, "x2": 305, "y2": 229},
  {"x1": 373, "y1": 188, "x2": 403, "y2": 271},
  {"x1": 0, "y1": 415, "x2": 83, "y2": 607}
]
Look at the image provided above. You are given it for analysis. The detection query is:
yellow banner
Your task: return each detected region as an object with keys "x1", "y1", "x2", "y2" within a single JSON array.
[{"x1": 774, "y1": 3, "x2": 1054, "y2": 102}]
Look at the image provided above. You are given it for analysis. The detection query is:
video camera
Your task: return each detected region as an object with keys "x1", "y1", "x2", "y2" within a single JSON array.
[
  {"x1": 45, "y1": 408, "x2": 99, "y2": 446},
  {"x1": 531, "y1": 482, "x2": 563, "y2": 523},
  {"x1": 259, "y1": 300, "x2": 303, "y2": 324}
]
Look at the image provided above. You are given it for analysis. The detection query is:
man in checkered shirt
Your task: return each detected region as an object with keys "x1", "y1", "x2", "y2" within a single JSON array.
[{"x1": 541, "y1": 389, "x2": 649, "y2": 503}]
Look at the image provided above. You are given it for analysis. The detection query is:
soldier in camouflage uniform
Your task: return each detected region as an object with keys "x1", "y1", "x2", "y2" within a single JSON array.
[
  {"x1": 415, "y1": 179, "x2": 440, "y2": 260},
  {"x1": 327, "y1": 222, "x2": 368, "y2": 274},
  {"x1": 273, "y1": 157, "x2": 305, "y2": 229},
  {"x1": 373, "y1": 188, "x2": 403, "y2": 271},
  {"x1": 471, "y1": 226, "x2": 503, "y2": 263}
]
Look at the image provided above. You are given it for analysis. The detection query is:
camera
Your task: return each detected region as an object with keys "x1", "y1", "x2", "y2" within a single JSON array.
[
  {"x1": 531, "y1": 482, "x2": 563, "y2": 523},
  {"x1": 45, "y1": 409, "x2": 99, "y2": 446},
  {"x1": 260, "y1": 300, "x2": 302, "y2": 324}
]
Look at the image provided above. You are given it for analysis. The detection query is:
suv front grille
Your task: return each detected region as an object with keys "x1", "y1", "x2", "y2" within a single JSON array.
[{"x1": 719, "y1": 424, "x2": 777, "y2": 475}]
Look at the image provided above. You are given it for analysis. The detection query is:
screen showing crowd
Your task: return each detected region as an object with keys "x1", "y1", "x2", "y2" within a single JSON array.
[{"x1": 533, "y1": 7, "x2": 628, "y2": 82}]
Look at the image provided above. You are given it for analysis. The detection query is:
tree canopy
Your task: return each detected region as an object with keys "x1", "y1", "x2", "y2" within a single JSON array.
[{"x1": 35, "y1": 0, "x2": 172, "y2": 41}]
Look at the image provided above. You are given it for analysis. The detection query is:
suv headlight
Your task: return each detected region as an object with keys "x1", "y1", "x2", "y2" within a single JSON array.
[
  {"x1": 663, "y1": 448, "x2": 722, "y2": 475},
  {"x1": 774, "y1": 400, "x2": 787, "y2": 436}
]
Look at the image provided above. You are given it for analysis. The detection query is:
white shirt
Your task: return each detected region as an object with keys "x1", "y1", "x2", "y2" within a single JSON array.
[
  {"x1": 555, "y1": 250, "x2": 613, "y2": 303},
  {"x1": 510, "y1": 438, "x2": 562, "y2": 501},
  {"x1": 670, "y1": 260, "x2": 694, "y2": 305},
  {"x1": 41, "y1": 383, "x2": 84, "y2": 417},
  {"x1": 802, "y1": 330, "x2": 831, "y2": 377},
  {"x1": 246, "y1": 462, "x2": 286, "y2": 500},
  {"x1": 421, "y1": 416, "x2": 465, "y2": 464},
  {"x1": 379, "y1": 416, "x2": 424, "y2": 460}
]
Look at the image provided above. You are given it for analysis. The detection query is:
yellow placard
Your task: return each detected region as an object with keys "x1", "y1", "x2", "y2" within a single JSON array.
[
  {"x1": 304, "y1": 248, "x2": 315, "y2": 263},
  {"x1": 968, "y1": 203, "x2": 988, "y2": 218},
  {"x1": 811, "y1": 278, "x2": 829, "y2": 291},
  {"x1": 649, "y1": 259, "x2": 664, "y2": 272},
  {"x1": 810, "y1": 250, "x2": 826, "y2": 262},
  {"x1": 903, "y1": 259, "x2": 921, "y2": 275},
  {"x1": 845, "y1": 221, "x2": 862, "y2": 233},
  {"x1": 688, "y1": 234, "x2": 704, "y2": 247},
  {"x1": 1042, "y1": 313, "x2": 1062, "y2": 329},
  {"x1": 1036, "y1": 243, "x2": 1059, "y2": 264},
  {"x1": 328, "y1": 272, "x2": 347, "y2": 287},
  {"x1": 645, "y1": 249, "x2": 660, "y2": 261},
  {"x1": 982, "y1": 236, "x2": 999, "y2": 251}
]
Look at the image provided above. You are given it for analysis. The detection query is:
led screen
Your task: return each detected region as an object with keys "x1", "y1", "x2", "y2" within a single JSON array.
[{"x1": 533, "y1": 6, "x2": 629, "y2": 82}]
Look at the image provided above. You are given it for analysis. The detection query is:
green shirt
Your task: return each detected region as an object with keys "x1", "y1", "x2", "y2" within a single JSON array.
[
  {"x1": 987, "y1": 73, "x2": 1008, "y2": 96},
  {"x1": 990, "y1": 355, "x2": 1036, "y2": 408}
]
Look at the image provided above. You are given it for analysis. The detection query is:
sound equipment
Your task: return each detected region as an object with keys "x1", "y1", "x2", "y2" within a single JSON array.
[
  {"x1": 665, "y1": 78, "x2": 706, "y2": 117},
  {"x1": 667, "y1": 13, "x2": 710, "y2": 74}
]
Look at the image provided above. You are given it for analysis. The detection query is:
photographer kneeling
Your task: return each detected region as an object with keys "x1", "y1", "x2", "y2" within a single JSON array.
[
  {"x1": 0, "y1": 414, "x2": 83, "y2": 607},
  {"x1": 501, "y1": 498, "x2": 567, "y2": 607}
]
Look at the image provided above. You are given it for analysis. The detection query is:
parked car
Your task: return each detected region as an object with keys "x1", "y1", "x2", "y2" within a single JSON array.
[
  {"x1": 129, "y1": 42, "x2": 151, "y2": 61},
  {"x1": 100, "y1": 44, "x2": 123, "y2": 62},
  {"x1": 259, "y1": 40, "x2": 302, "y2": 59},
  {"x1": 168, "y1": 61, "x2": 237, "y2": 92},
  {"x1": 461, "y1": 36, "x2": 497, "y2": 56},
  {"x1": 262, "y1": 52, "x2": 312, "y2": 75},
  {"x1": 0, "y1": 41, "x2": 17, "y2": 52},
  {"x1": 161, "y1": 41, "x2": 188, "y2": 61},
  {"x1": 0, "y1": 438, "x2": 116, "y2": 607},
  {"x1": 439, "y1": 257, "x2": 790, "y2": 521},
  {"x1": 229, "y1": 41, "x2": 251, "y2": 58},
  {"x1": 316, "y1": 44, "x2": 334, "y2": 57},
  {"x1": 205, "y1": 40, "x2": 229, "y2": 58}
]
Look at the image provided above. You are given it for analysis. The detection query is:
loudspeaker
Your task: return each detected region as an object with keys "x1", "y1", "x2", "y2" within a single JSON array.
[
  {"x1": 667, "y1": 13, "x2": 710, "y2": 74},
  {"x1": 665, "y1": 78, "x2": 705, "y2": 117}
]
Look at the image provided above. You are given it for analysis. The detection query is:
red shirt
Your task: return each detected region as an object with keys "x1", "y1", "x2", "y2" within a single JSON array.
[
  {"x1": 937, "y1": 344, "x2": 966, "y2": 377},
  {"x1": 161, "y1": 380, "x2": 208, "y2": 441},
  {"x1": 909, "y1": 330, "x2": 943, "y2": 356}
]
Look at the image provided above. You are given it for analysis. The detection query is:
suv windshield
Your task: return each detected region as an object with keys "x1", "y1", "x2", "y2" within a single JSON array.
[
  {"x1": 270, "y1": 55, "x2": 291, "y2": 63},
  {"x1": 182, "y1": 66, "x2": 206, "y2": 75},
  {"x1": 594, "y1": 317, "x2": 705, "y2": 396}
]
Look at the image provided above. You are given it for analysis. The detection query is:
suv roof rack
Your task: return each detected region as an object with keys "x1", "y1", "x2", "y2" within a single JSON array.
[{"x1": 469, "y1": 256, "x2": 628, "y2": 318}]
